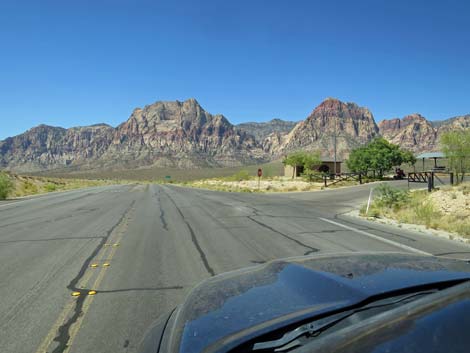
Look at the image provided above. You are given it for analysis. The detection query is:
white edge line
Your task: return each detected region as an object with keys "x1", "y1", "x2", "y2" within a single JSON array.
[{"x1": 319, "y1": 217, "x2": 432, "y2": 256}]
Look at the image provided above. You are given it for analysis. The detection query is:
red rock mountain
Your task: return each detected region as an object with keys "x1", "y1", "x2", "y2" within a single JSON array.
[
  {"x1": 378, "y1": 114, "x2": 470, "y2": 153},
  {"x1": 1, "y1": 98, "x2": 468, "y2": 172},
  {"x1": 0, "y1": 99, "x2": 265, "y2": 172},
  {"x1": 378, "y1": 114, "x2": 438, "y2": 153},
  {"x1": 266, "y1": 98, "x2": 380, "y2": 159}
]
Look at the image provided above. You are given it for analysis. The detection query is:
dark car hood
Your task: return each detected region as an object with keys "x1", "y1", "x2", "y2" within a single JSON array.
[{"x1": 155, "y1": 252, "x2": 470, "y2": 353}]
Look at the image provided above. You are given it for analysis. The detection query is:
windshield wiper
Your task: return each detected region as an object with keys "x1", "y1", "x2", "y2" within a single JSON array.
[{"x1": 252, "y1": 290, "x2": 436, "y2": 352}]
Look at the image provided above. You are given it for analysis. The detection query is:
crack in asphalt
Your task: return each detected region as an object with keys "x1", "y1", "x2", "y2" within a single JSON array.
[
  {"x1": 247, "y1": 216, "x2": 319, "y2": 256},
  {"x1": 154, "y1": 190, "x2": 169, "y2": 231},
  {"x1": 161, "y1": 187, "x2": 215, "y2": 276},
  {"x1": 51, "y1": 200, "x2": 136, "y2": 353}
]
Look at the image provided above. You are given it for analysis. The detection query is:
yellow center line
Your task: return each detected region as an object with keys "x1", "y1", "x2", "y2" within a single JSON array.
[
  {"x1": 34, "y1": 206, "x2": 134, "y2": 353},
  {"x1": 63, "y1": 232, "x2": 125, "y2": 352},
  {"x1": 34, "y1": 300, "x2": 76, "y2": 353}
]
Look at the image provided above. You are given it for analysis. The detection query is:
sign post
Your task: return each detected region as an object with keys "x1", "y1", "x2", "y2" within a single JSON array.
[{"x1": 257, "y1": 168, "x2": 262, "y2": 190}]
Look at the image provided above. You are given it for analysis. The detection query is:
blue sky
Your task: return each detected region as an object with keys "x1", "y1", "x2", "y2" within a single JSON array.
[{"x1": 0, "y1": 0, "x2": 469, "y2": 139}]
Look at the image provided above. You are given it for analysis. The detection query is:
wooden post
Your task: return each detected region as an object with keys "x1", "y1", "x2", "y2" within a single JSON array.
[{"x1": 450, "y1": 172, "x2": 454, "y2": 186}]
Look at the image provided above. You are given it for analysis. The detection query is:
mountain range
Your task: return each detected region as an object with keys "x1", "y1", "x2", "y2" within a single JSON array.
[{"x1": 1, "y1": 98, "x2": 469, "y2": 172}]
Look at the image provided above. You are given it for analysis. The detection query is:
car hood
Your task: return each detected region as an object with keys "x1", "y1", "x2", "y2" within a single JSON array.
[{"x1": 153, "y1": 252, "x2": 470, "y2": 353}]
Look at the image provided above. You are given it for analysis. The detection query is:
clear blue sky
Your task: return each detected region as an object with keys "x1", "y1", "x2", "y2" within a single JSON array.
[{"x1": 1, "y1": 0, "x2": 469, "y2": 139}]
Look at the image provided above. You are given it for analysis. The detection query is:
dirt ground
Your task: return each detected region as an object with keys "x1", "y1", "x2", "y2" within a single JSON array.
[
  {"x1": 188, "y1": 177, "x2": 325, "y2": 192},
  {"x1": 429, "y1": 186, "x2": 470, "y2": 217}
]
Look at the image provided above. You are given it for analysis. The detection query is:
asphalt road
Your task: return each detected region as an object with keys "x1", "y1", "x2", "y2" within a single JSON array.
[{"x1": 1, "y1": 182, "x2": 470, "y2": 353}]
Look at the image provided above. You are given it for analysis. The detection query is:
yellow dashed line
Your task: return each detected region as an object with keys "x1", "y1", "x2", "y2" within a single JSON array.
[
  {"x1": 63, "y1": 238, "x2": 120, "y2": 352},
  {"x1": 36, "y1": 205, "x2": 134, "y2": 353}
]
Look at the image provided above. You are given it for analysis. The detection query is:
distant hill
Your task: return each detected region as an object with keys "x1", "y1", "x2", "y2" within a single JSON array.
[
  {"x1": 236, "y1": 119, "x2": 297, "y2": 141},
  {"x1": 264, "y1": 98, "x2": 380, "y2": 160},
  {"x1": 0, "y1": 99, "x2": 267, "y2": 172},
  {"x1": 378, "y1": 114, "x2": 470, "y2": 153},
  {"x1": 1, "y1": 98, "x2": 468, "y2": 172}
]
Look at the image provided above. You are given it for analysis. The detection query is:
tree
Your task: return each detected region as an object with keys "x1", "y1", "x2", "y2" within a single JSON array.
[
  {"x1": 302, "y1": 152, "x2": 322, "y2": 182},
  {"x1": 283, "y1": 151, "x2": 321, "y2": 179},
  {"x1": 0, "y1": 172, "x2": 14, "y2": 200},
  {"x1": 347, "y1": 138, "x2": 415, "y2": 178},
  {"x1": 401, "y1": 149, "x2": 417, "y2": 166},
  {"x1": 440, "y1": 130, "x2": 470, "y2": 183}
]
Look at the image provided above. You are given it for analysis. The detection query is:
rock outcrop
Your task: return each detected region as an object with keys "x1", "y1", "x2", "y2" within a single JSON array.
[
  {"x1": 268, "y1": 98, "x2": 380, "y2": 159},
  {"x1": 0, "y1": 99, "x2": 266, "y2": 172},
  {"x1": 1, "y1": 97, "x2": 468, "y2": 172},
  {"x1": 236, "y1": 119, "x2": 297, "y2": 141},
  {"x1": 378, "y1": 114, "x2": 438, "y2": 153},
  {"x1": 378, "y1": 114, "x2": 470, "y2": 153},
  {"x1": 0, "y1": 124, "x2": 114, "y2": 171}
]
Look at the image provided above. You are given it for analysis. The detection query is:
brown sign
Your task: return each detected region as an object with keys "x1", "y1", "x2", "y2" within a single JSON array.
[{"x1": 257, "y1": 168, "x2": 262, "y2": 177}]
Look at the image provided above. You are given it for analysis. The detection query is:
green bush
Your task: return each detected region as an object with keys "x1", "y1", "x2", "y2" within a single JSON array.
[
  {"x1": 0, "y1": 173, "x2": 14, "y2": 200},
  {"x1": 45, "y1": 183, "x2": 57, "y2": 192},
  {"x1": 375, "y1": 184, "x2": 409, "y2": 209},
  {"x1": 413, "y1": 201, "x2": 438, "y2": 228},
  {"x1": 302, "y1": 168, "x2": 323, "y2": 182},
  {"x1": 230, "y1": 170, "x2": 251, "y2": 181}
]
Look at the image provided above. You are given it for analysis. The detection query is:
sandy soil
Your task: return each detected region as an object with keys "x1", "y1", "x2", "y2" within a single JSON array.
[
  {"x1": 190, "y1": 177, "x2": 325, "y2": 192},
  {"x1": 429, "y1": 187, "x2": 470, "y2": 217}
]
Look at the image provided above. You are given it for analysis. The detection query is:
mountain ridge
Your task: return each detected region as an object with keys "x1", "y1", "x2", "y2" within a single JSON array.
[{"x1": 1, "y1": 98, "x2": 469, "y2": 172}]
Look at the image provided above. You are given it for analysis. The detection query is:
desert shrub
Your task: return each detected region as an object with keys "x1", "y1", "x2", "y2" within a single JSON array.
[
  {"x1": 23, "y1": 181, "x2": 38, "y2": 194},
  {"x1": 230, "y1": 170, "x2": 251, "y2": 181},
  {"x1": 375, "y1": 184, "x2": 409, "y2": 209},
  {"x1": 45, "y1": 183, "x2": 57, "y2": 192},
  {"x1": 413, "y1": 201, "x2": 438, "y2": 228},
  {"x1": 302, "y1": 168, "x2": 323, "y2": 182},
  {"x1": 0, "y1": 173, "x2": 14, "y2": 199}
]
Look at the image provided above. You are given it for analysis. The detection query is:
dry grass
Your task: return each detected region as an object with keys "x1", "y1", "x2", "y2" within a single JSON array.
[
  {"x1": 361, "y1": 183, "x2": 470, "y2": 238},
  {"x1": 178, "y1": 173, "x2": 365, "y2": 193},
  {"x1": 180, "y1": 176, "x2": 324, "y2": 193},
  {"x1": 2, "y1": 173, "x2": 124, "y2": 198},
  {"x1": 32, "y1": 161, "x2": 285, "y2": 182}
]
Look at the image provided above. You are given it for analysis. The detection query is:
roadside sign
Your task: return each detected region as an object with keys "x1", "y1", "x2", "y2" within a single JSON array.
[{"x1": 165, "y1": 175, "x2": 171, "y2": 179}]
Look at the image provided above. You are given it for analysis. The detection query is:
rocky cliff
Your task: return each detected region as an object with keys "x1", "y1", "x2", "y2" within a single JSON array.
[
  {"x1": 0, "y1": 99, "x2": 266, "y2": 172},
  {"x1": 267, "y1": 98, "x2": 380, "y2": 159},
  {"x1": 0, "y1": 124, "x2": 115, "y2": 171},
  {"x1": 1, "y1": 98, "x2": 468, "y2": 172},
  {"x1": 378, "y1": 114, "x2": 470, "y2": 153},
  {"x1": 236, "y1": 119, "x2": 297, "y2": 141}
]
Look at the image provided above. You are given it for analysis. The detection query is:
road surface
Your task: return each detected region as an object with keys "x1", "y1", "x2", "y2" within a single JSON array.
[{"x1": 1, "y1": 182, "x2": 469, "y2": 353}]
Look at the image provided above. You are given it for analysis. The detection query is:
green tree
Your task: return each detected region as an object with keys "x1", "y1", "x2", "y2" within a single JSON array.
[
  {"x1": 347, "y1": 146, "x2": 371, "y2": 175},
  {"x1": 401, "y1": 149, "x2": 417, "y2": 166},
  {"x1": 440, "y1": 130, "x2": 470, "y2": 183},
  {"x1": 283, "y1": 151, "x2": 321, "y2": 179},
  {"x1": 0, "y1": 172, "x2": 14, "y2": 200},
  {"x1": 347, "y1": 138, "x2": 415, "y2": 178}
]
